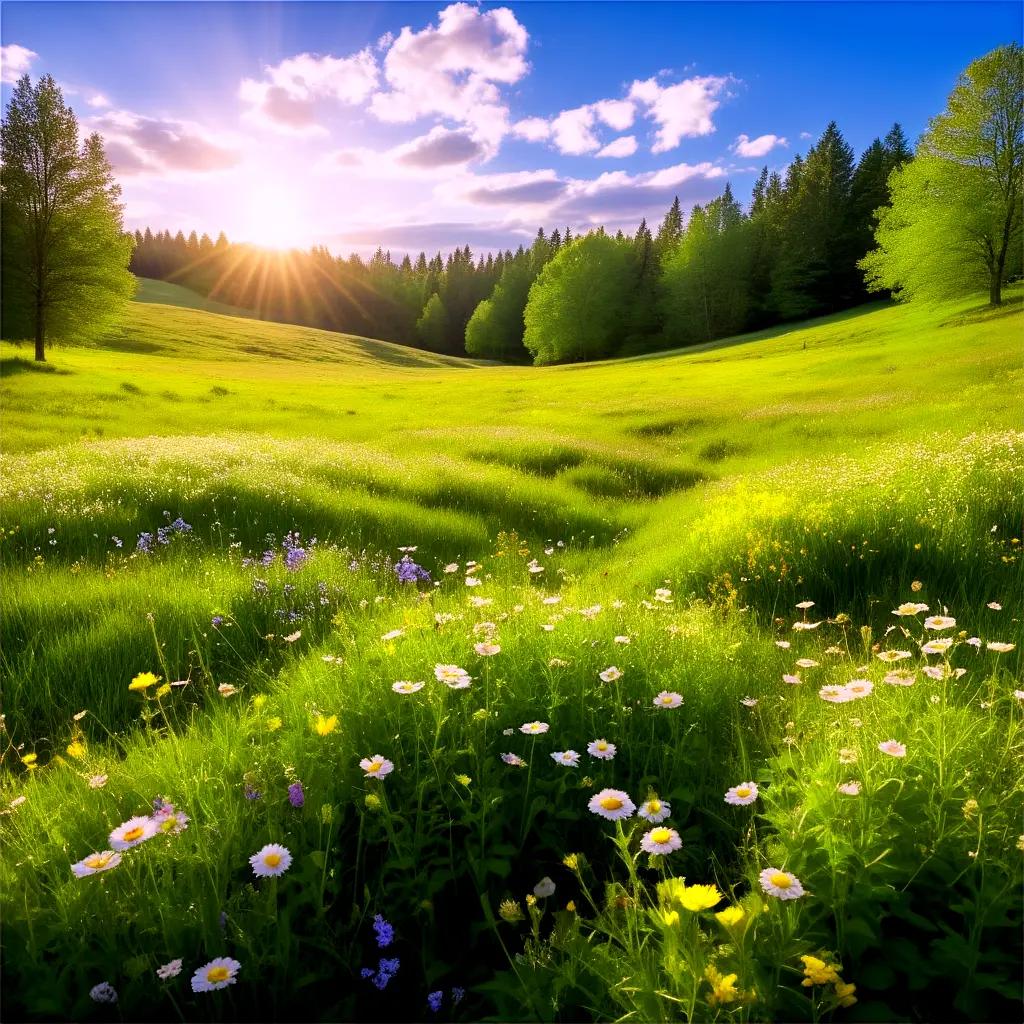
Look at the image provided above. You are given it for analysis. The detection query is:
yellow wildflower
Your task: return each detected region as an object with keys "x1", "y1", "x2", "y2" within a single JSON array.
[
  {"x1": 66, "y1": 740, "x2": 87, "y2": 759},
  {"x1": 705, "y1": 965, "x2": 740, "y2": 1006},
  {"x1": 678, "y1": 883, "x2": 723, "y2": 912},
  {"x1": 715, "y1": 905, "x2": 745, "y2": 927},
  {"x1": 266, "y1": 716, "x2": 283, "y2": 732},
  {"x1": 21, "y1": 752, "x2": 37, "y2": 769},
  {"x1": 155, "y1": 683, "x2": 171, "y2": 699},
  {"x1": 563, "y1": 853, "x2": 581, "y2": 871},
  {"x1": 525, "y1": 894, "x2": 537, "y2": 907},
  {"x1": 252, "y1": 694, "x2": 267, "y2": 709},
  {"x1": 565, "y1": 901, "x2": 576, "y2": 913},
  {"x1": 454, "y1": 774, "x2": 471, "y2": 786},
  {"x1": 313, "y1": 714, "x2": 338, "y2": 736},
  {"x1": 834, "y1": 980, "x2": 857, "y2": 1007},
  {"x1": 129, "y1": 671, "x2": 160, "y2": 692},
  {"x1": 800, "y1": 955, "x2": 840, "y2": 986},
  {"x1": 498, "y1": 899, "x2": 524, "y2": 923}
]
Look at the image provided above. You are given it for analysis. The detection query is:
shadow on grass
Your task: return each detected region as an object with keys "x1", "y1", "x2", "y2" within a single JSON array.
[{"x1": 0, "y1": 357, "x2": 71, "y2": 377}]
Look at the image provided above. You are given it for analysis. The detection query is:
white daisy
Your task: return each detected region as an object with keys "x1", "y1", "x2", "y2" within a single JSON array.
[{"x1": 249, "y1": 843, "x2": 292, "y2": 878}]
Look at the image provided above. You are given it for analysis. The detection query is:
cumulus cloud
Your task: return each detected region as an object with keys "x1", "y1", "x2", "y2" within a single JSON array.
[
  {"x1": 86, "y1": 92, "x2": 111, "y2": 108},
  {"x1": 550, "y1": 105, "x2": 600, "y2": 155},
  {"x1": 239, "y1": 49, "x2": 379, "y2": 133},
  {"x1": 1, "y1": 43, "x2": 38, "y2": 84},
  {"x1": 511, "y1": 116, "x2": 551, "y2": 142},
  {"x1": 592, "y1": 99, "x2": 635, "y2": 131},
  {"x1": 629, "y1": 74, "x2": 732, "y2": 153},
  {"x1": 91, "y1": 110, "x2": 240, "y2": 175},
  {"x1": 369, "y1": 3, "x2": 529, "y2": 153},
  {"x1": 451, "y1": 169, "x2": 569, "y2": 206},
  {"x1": 731, "y1": 133, "x2": 787, "y2": 158},
  {"x1": 596, "y1": 136, "x2": 638, "y2": 159},
  {"x1": 393, "y1": 126, "x2": 485, "y2": 167}
]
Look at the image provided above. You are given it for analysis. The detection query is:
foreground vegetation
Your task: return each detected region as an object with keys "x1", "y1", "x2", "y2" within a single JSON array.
[{"x1": 1, "y1": 290, "x2": 1022, "y2": 1022}]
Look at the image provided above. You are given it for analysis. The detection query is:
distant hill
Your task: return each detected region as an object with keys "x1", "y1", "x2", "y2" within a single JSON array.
[{"x1": 133, "y1": 277, "x2": 260, "y2": 319}]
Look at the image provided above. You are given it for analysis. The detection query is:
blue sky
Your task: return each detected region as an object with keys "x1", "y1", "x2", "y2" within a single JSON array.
[{"x1": 1, "y1": 2, "x2": 1018, "y2": 253}]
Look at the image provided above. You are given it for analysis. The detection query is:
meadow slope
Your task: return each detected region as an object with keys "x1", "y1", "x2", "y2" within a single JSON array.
[{"x1": 1, "y1": 291, "x2": 1022, "y2": 1022}]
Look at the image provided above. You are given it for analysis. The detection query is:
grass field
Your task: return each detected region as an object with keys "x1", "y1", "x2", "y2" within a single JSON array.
[
  {"x1": 1, "y1": 289, "x2": 1022, "y2": 1022},
  {"x1": 133, "y1": 277, "x2": 262, "y2": 320}
]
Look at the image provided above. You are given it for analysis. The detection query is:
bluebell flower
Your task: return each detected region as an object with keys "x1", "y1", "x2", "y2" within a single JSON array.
[
  {"x1": 363, "y1": 957, "x2": 400, "y2": 990},
  {"x1": 170, "y1": 517, "x2": 192, "y2": 533},
  {"x1": 288, "y1": 782, "x2": 305, "y2": 808},
  {"x1": 427, "y1": 991, "x2": 443, "y2": 1013},
  {"x1": 372, "y1": 914, "x2": 394, "y2": 948},
  {"x1": 137, "y1": 532, "x2": 153, "y2": 553},
  {"x1": 156, "y1": 526, "x2": 171, "y2": 545},
  {"x1": 244, "y1": 784, "x2": 262, "y2": 800},
  {"x1": 211, "y1": 615, "x2": 224, "y2": 628},
  {"x1": 394, "y1": 555, "x2": 431, "y2": 584}
]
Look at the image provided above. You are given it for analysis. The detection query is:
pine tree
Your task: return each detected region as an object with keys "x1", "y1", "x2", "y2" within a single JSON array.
[
  {"x1": 1, "y1": 74, "x2": 134, "y2": 358},
  {"x1": 655, "y1": 196, "x2": 684, "y2": 257}
]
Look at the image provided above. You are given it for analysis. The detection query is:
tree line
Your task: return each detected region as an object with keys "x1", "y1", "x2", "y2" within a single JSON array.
[{"x1": 2, "y1": 44, "x2": 1020, "y2": 362}]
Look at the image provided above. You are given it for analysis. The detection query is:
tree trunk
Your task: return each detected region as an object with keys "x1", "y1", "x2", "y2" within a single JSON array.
[
  {"x1": 34, "y1": 299, "x2": 46, "y2": 361},
  {"x1": 989, "y1": 270, "x2": 1002, "y2": 307}
]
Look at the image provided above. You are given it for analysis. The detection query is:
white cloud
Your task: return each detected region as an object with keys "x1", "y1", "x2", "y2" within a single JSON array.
[
  {"x1": 800, "y1": 130, "x2": 814, "y2": 140},
  {"x1": 1, "y1": 44, "x2": 38, "y2": 85},
  {"x1": 596, "y1": 136, "x2": 638, "y2": 159},
  {"x1": 731, "y1": 133, "x2": 787, "y2": 158},
  {"x1": 592, "y1": 99, "x2": 635, "y2": 131},
  {"x1": 511, "y1": 116, "x2": 551, "y2": 142},
  {"x1": 629, "y1": 74, "x2": 732, "y2": 153},
  {"x1": 87, "y1": 92, "x2": 111, "y2": 109},
  {"x1": 369, "y1": 2, "x2": 529, "y2": 153},
  {"x1": 440, "y1": 168, "x2": 567, "y2": 206},
  {"x1": 240, "y1": 49, "x2": 379, "y2": 134},
  {"x1": 550, "y1": 105, "x2": 600, "y2": 155}
]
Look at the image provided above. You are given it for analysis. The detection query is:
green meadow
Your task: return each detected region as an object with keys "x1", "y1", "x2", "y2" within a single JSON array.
[{"x1": 1, "y1": 287, "x2": 1022, "y2": 1022}]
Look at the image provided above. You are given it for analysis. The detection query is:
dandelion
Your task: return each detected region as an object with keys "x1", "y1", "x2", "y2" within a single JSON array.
[
  {"x1": 677, "y1": 883, "x2": 723, "y2": 911},
  {"x1": 250, "y1": 843, "x2": 292, "y2": 878},
  {"x1": 89, "y1": 982, "x2": 118, "y2": 1004},
  {"x1": 586, "y1": 738, "x2": 616, "y2": 760},
  {"x1": 987, "y1": 641, "x2": 1015, "y2": 653},
  {"x1": 157, "y1": 959, "x2": 183, "y2": 980},
  {"x1": 66, "y1": 739, "x2": 87, "y2": 759},
  {"x1": 520, "y1": 721, "x2": 549, "y2": 734},
  {"x1": 837, "y1": 781, "x2": 862, "y2": 796},
  {"x1": 588, "y1": 788, "x2": 635, "y2": 821},
  {"x1": 924, "y1": 615, "x2": 956, "y2": 630},
  {"x1": 191, "y1": 957, "x2": 241, "y2": 993},
  {"x1": 599, "y1": 666, "x2": 623, "y2": 683},
  {"x1": 724, "y1": 782, "x2": 759, "y2": 806},
  {"x1": 641, "y1": 827, "x2": 682, "y2": 856},
  {"x1": 501, "y1": 753, "x2": 526, "y2": 767},
  {"x1": 878, "y1": 739, "x2": 906, "y2": 758},
  {"x1": 893, "y1": 602, "x2": 928, "y2": 616},
  {"x1": 715, "y1": 905, "x2": 745, "y2": 927},
  {"x1": 360, "y1": 755, "x2": 394, "y2": 779},
  {"x1": 654, "y1": 691, "x2": 683, "y2": 709},
  {"x1": 638, "y1": 797, "x2": 670, "y2": 822},
  {"x1": 551, "y1": 750, "x2": 580, "y2": 767},
  {"x1": 110, "y1": 815, "x2": 158, "y2": 851},
  {"x1": 435, "y1": 664, "x2": 472, "y2": 688},
  {"x1": 314, "y1": 714, "x2": 338, "y2": 736},
  {"x1": 534, "y1": 876, "x2": 556, "y2": 898},
  {"x1": 759, "y1": 867, "x2": 805, "y2": 900},
  {"x1": 129, "y1": 671, "x2": 160, "y2": 692},
  {"x1": 392, "y1": 680, "x2": 425, "y2": 694},
  {"x1": 72, "y1": 850, "x2": 122, "y2": 877},
  {"x1": 562, "y1": 853, "x2": 581, "y2": 871},
  {"x1": 474, "y1": 641, "x2": 501, "y2": 656}
]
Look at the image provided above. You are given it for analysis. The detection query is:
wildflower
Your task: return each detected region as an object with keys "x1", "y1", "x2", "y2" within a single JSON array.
[
  {"x1": 110, "y1": 815, "x2": 158, "y2": 851},
  {"x1": 250, "y1": 843, "x2": 292, "y2": 878},
  {"x1": 921, "y1": 638, "x2": 954, "y2": 655},
  {"x1": 394, "y1": 556, "x2": 430, "y2": 583},
  {"x1": 837, "y1": 781, "x2": 862, "y2": 796},
  {"x1": 775, "y1": 640, "x2": 791, "y2": 649},
  {"x1": 217, "y1": 683, "x2": 238, "y2": 698},
  {"x1": 454, "y1": 773, "x2": 471, "y2": 786},
  {"x1": 877, "y1": 649, "x2": 912, "y2": 662},
  {"x1": 724, "y1": 782, "x2": 759, "y2": 806},
  {"x1": 360, "y1": 755, "x2": 394, "y2": 779},
  {"x1": 587, "y1": 738, "x2": 616, "y2": 760},
  {"x1": 551, "y1": 750, "x2": 580, "y2": 767},
  {"x1": 288, "y1": 782, "x2": 305, "y2": 808},
  {"x1": 715, "y1": 905, "x2": 745, "y2": 927},
  {"x1": 373, "y1": 914, "x2": 395, "y2": 948},
  {"x1": 966, "y1": 636, "x2": 982, "y2": 648},
  {"x1": 72, "y1": 850, "x2": 122, "y2": 877},
  {"x1": 1015, "y1": 690, "x2": 1024, "y2": 701},
  {"x1": 267, "y1": 716, "x2": 283, "y2": 731},
  {"x1": 705, "y1": 965, "x2": 739, "y2": 1006},
  {"x1": 588, "y1": 788, "x2": 635, "y2": 821},
  {"x1": 155, "y1": 807, "x2": 189, "y2": 835},
  {"x1": 987, "y1": 641, "x2": 1015, "y2": 653},
  {"x1": 962, "y1": 798, "x2": 979, "y2": 819},
  {"x1": 884, "y1": 670, "x2": 916, "y2": 686},
  {"x1": 614, "y1": 635, "x2": 631, "y2": 644},
  {"x1": 638, "y1": 797, "x2": 670, "y2": 822},
  {"x1": 844, "y1": 679, "x2": 874, "y2": 699},
  {"x1": 10, "y1": 795, "x2": 27, "y2": 808},
  {"x1": 452, "y1": 986, "x2": 465, "y2": 1005},
  {"x1": 469, "y1": 596, "x2": 492, "y2": 607},
  {"x1": 741, "y1": 696, "x2": 758, "y2": 707},
  {"x1": 157, "y1": 959, "x2": 183, "y2": 980},
  {"x1": 924, "y1": 615, "x2": 956, "y2": 630},
  {"x1": 795, "y1": 658, "x2": 819, "y2": 668},
  {"x1": 191, "y1": 957, "x2": 241, "y2": 993},
  {"x1": 792, "y1": 621, "x2": 821, "y2": 631},
  {"x1": 783, "y1": 673, "x2": 802, "y2": 685},
  {"x1": 922, "y1": 665, "x2": 945, "y2": 680},
  {"x1": 392, "y1": 680, "x2": 425, "y2": 694},
  {"x1": 599, "y1": 666, "x2": 623, "y2": 682},
  {"x1": 444, "y1": 563, "x2": 459, "y2": 573},
  {"x1": 534, "y1": 876, "x2": 556, "y2": 897},
  {"x1": 654, "y1": 690, "x2": 683, "y2": 709},
  {"x1": 654, "y1": 588, "x2": 673, "y2": 603},
  {"x1": 314, "y1": 714, "x2": 338, "y2": 736},
  {"x1": 427, "y1": 990, "x2": 443, "y2": 1013},
  {"x1": 834, "y1": 980, "x2": 858, "y2": 1007},
  {"x1": 435, "y1": 664, "x2": 472, "y2": 688},
  {"x1": 562, "y1": 853, "x2": 581, "y2": 871},
  {"x1": 759, "y1": 867, "x2": 805, "y2": 900},
  {"x1": 800, "y1": 955, "x2": 839, "y2": 986},
  {"x1": 641, "y1": 826, "x2": 682, "y2": 856},
  {"x1": 90, "y1": 982, "x2": 118, "y2": 1004},
  {"x1": 520, "y1": 721, "x2": 549, "y2": 734},
  {"x1": 129, "y1": 671, "x2": 160, "y2": 692},
  {"x1": 380, "y1": 629, "x2": 404, "y2": 642},
  {"x1": 501, "y1": 753, "x2": 526, "y2": 767},
  {"x1": 893, "y1": 602, "x2": 928, "y2": 616},
  {"x1": 498, "y1": 899, "x2": 524, "y2": 923},
  {"x1": 474, "y1": 641, "x2": 501, "y2": 656},
  {"x1": 819, "y1": 685, "x2": 852, "y2": 703},
  {"x1": 911, "y1": 580, "x2": 924, "y2": 592},
  {"x1": 878, "y1": 739, "x2": 906, "y2": 758}
]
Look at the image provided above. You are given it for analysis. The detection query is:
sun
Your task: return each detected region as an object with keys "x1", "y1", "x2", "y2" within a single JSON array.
[{"x1": 235, "y1": 183, "x2": 309, "y2": 250}]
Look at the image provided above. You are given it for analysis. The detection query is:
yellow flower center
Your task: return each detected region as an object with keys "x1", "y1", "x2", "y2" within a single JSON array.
[
  {"x1": 160, "y1": 819, "x2": 175, "y2": 832},
  {"x1": 367, "y1": 762, "x2": 381, "y2": 773},
  {"x1": 770, "y1": 872, "x2": 792, "y2": 888},
  {"x1": 597, "y1": 742, "x2": 607, "y2": 750},
  {"x1": 600, "y1": 796, "x2": 623, "y2": 810},
  {"x1": 736, "y1": 787, "x2": 751, "y2": 798},
  {"x1": 207, "y1": 966, "x2": 230, "y2": 983},
  {"x1": 85, "y1": 853, "x2": 111, "y2": 869},
  {"x1": 264, "y1": 853, "x2": 282, "y2": 867},
  {"x1": 661, "y1": 696, "x2": 673, "y2": 704},
  {"x1": 650, "y1": 828, "x2": 672, "y2": 844},
  {"x1": 647, "y1": 799, "x2": 661, "y2": 813},
  {"x1": 122, "y1": 827, "x2": 145, "y2": 843}
]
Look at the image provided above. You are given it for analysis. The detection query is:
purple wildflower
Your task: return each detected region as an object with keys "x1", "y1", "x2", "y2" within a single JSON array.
[
  {"x1": 244, "y1": 784, "x2": 262, "y2": 801},
  {"x1": 211, "y1": 615, "x2": 224, "y2": 628},
  {"x1": 363, "y1": 957, "x2": 400, "y2": 990},
  {"x1": 260, "y1": 550, "x2": 276, "y2": 567},
  {"x1": 156, "y1": 526, "x2": 172, "y2": 545},
  {"x1": 428, "y1": 991, "x2": 443, "y2": 1013},
  {"x1": 452, "y1": 986, "x2": 465, "y2": 1005},
  {"x1": 288, "y1": 782, "x2": 305, "y2": 808},
  {"x1": 112, "y1": 536, "x2": 123, "y2": 548},
  {"x1": 170, "y1": 517, "x2": 191, "y2": 533},
  {"x1": 394, "y1": 555, "x2": 431, "y2": 584},
  {"x1": 372, "y1": 914, "x2": 394, "y2": 948},
  {"x1": 137, "y1": 532, "x2": 154, "y2": 553}
]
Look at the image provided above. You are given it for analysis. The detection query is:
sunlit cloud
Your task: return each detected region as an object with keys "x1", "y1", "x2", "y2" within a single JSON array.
[
  {"x1": 596, "y1": 136, "x2": 638, "y2": 159},
  {"x1": 1, "y1": 43, "x2": 38, "y2": 84},
  {"x1": 731, "y1": 132, "x2": 787, "y2": 157},
  {"x1": 629, "y1": 74, "x2": 733, "y2": 152},
  {"x1": 86, "y1": 92, "x2": 111, "y2": 108}
]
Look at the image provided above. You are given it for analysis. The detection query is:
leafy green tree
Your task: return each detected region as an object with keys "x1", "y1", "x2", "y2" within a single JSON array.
[
  {"x1": 861, "y1": 44, "x2": 1024, "y2": 306},
  {"x1": 1, "y1": 74, "x2": 134, "y2": 359},
  {"x1": 523, "y1": 233, "x2": 633, "y2": 364},
  {"x1": 416, "y1": 292, "x2": 450, "y2": 352},
  {"x1": 465, "y1": 260, "x2": 534, "y2": 362}
]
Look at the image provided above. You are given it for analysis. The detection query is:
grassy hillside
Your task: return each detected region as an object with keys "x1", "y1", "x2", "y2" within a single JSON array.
[
  {"x1": 1, "y1": 290, "x2": 1022, "y2": 1022},
  {"x1": 133, "y1": 276, "x2": 261, "y2": 318}
]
